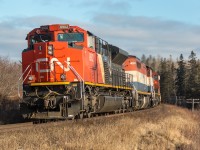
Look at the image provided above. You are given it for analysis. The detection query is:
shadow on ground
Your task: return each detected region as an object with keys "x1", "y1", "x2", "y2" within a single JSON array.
[{"x1": 0, "y1": 98, "x2": 24, "y2": 124}]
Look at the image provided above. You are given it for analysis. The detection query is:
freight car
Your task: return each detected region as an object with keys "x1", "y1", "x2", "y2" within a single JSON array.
[{"x1": 19, "y1": 24, "x2": 161, "y2": 120}]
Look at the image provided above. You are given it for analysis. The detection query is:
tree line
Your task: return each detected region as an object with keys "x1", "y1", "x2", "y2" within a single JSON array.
[{"x1": 141, "y1": 51, "x2": 200, "y2": 102}]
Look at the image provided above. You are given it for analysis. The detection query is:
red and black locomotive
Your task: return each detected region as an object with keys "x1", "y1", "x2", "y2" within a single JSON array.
[{"x1": 20, "y1": 24, "x2": 161, "y2": 119}]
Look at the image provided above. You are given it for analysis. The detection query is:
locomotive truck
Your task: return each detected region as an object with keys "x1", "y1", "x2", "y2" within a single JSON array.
[{"x1": 19, "y1": 24, "x2": 161, "y2": 120}]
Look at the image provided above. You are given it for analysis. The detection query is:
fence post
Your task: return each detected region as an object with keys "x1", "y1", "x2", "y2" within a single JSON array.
[
  {"x1": 192, "y1": 99, "x2": 194, "y2": 112},
  {"x1": 175, "y1": 96, "x2": 177, "y2": 105}
]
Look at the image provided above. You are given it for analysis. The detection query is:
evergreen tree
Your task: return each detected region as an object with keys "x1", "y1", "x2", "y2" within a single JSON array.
[
  {"x1": 166, "y1": 58, "x2": 176, "y2": 101},
  {"x1": 186, "y1": 51, "x2": 198, "y2": 98},
  {"x1": 175, "y1": 54, "x2": 186, "y2": 97},
  {"x1": 159, "y1": 58, "x2": 169, "y2": 102},
  {"x1": 159, "y1": 57, "x2": 176, "y2": 103},
  {"x1": 169, "y1": 61, "x2": 176, "y2": 96},
  {"x1": 145, "y1": 57, "x2": 150, "y2": 66},
  {"x1": 151, "y1": 57, "x2": 156, "y2": 71},
  {"x1": 141, "y1": 54, "x2": 146, "y2": 63}
]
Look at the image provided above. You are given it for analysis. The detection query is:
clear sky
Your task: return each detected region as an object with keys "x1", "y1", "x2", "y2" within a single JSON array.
[{"x1": 1, "y1": 0, "x2": 200, "y2": 60}]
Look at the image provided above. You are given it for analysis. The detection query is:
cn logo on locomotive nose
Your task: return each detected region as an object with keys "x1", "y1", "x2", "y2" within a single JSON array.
[{"x1": 35, "y1": 57, "x2": 70, "y2": 73}]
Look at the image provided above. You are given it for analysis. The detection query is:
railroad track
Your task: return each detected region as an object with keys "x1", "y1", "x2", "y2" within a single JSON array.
[{"x1": 0, "y1": 104, "x2": 162, "y2": 133}]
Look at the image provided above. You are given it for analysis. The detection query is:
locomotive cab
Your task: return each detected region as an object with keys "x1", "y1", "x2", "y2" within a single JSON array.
[{"x1": 22, "y1": 24, "x2": 87, "y2": 84}]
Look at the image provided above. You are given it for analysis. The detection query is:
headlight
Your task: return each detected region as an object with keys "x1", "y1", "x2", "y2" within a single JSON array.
[
  {"x1": 60, "y1": 74, "x2": 66, "y2": 81},
  {"x1": 28, "y1": 75, "x2": 34, "y2": 81},
  {"x1": 48, "y1": 45, "x2": 54, "y2": 55}
]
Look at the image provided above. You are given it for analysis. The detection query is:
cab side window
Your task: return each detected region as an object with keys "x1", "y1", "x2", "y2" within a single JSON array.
[{"x1": 29, "y1": 36, "x2": 35, "y2": 50}]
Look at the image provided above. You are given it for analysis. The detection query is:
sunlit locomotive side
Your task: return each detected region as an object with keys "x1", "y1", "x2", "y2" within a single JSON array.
[{"x1": 20, "y1": 24, "x2": 161, "y2": 120}]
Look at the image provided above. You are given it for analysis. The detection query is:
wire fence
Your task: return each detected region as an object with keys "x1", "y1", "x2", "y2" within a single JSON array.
[{"x1": 168, "y1": 96, "x2": 200, "y2": 111}]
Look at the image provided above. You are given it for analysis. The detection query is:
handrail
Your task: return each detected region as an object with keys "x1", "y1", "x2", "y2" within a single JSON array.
[
  {"x1": 65, "y1": 61, "x2": 85, "y2": 110},
  {"x1": 22, "y1": 69, "x2": 31, "y2": 83},
  {"x1": 18, "y1": 63, "x2": 33, "y2": 99},
  {"x1": 68, "y1": 65, "x2": 84, "y2": 82}
]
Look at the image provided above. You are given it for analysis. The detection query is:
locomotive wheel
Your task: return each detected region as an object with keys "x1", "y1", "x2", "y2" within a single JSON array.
[
  {"x1": 79, "y1": 112, "x2": 90, "y2": 119},
  {"x1": 80, "y1": 113, "x2": 84, "y2": 119},
  {"x1": 128, "y1": 107, "x2": 133, "y2": 112},
  {"x1": 87, "y1": 112, "x2": 92, "y2": 118},
  {"x1": 74, "y1": 114, "x2": 79, "y2": 119}
]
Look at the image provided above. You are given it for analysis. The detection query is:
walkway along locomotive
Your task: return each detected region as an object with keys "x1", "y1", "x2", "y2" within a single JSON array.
[{"x1": 19, "y1": 24, "x2": 161, "y2": 119}]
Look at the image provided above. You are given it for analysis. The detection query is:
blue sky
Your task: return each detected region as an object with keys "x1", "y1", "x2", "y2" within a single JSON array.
[{"x1": 1, "y1": 0, "x2": 200, "y2": 60}]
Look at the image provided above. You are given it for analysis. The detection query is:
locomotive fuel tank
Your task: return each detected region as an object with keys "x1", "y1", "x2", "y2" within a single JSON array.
[{"x1": 95, "y1": 95, "x2": 123, "y2": 113}]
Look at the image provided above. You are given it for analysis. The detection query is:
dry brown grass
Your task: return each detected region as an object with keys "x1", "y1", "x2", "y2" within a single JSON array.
[{"x1": 0, "y1": 104, "x2": 199, "y2": 150}]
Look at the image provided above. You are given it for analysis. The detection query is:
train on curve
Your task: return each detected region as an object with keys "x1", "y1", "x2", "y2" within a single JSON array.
[{"x1": 19, "y1": 24, "x2": 161, "y2": 120}]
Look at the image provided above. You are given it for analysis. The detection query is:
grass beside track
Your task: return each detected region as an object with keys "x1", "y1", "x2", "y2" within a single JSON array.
[
  {"x1": 0, "y1": 122, "x2": 33, "y2": 133},
  {"x1": 0, "y1": 104, "x2": 199, "y2": 150}
]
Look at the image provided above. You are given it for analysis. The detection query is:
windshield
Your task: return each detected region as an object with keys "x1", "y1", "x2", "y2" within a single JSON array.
[
  {"x1": 28, "y1": 34, "x2": 51, "y2": 50},
  {"x1": 31, "y1": 34, "x2": 52, "y2": 43},
  {"x1": 58, "y1": 33, "x2": 84, "y2": 42}
]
